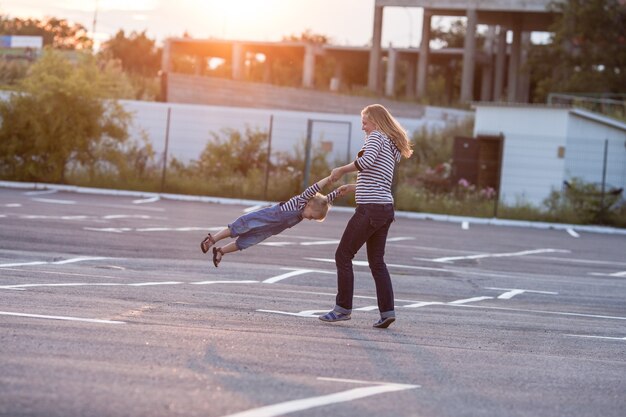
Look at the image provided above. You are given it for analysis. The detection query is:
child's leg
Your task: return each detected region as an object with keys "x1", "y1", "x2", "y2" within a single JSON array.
[
  {"x1": 212, "y1": 241, "x2": 237, "y2": 267},
  {"x1": 201, "y1": 227, "x2": 231, "y2": 254}
]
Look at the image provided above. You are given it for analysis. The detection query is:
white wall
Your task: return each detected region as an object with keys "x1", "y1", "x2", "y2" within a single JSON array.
[
  {"x1": 122, "y1": 100, "x2": 451, "y2": 165},
  {"x1": 565, "y1": 114, "x2": 626, "y2": 190},
  {"x1": 474, "y1": 106, "x2": 570, "y2": 206}
]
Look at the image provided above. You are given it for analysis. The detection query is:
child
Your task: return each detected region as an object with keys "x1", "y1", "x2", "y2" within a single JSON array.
[{"x1": 200, "y1": 176, "x2": 348, "y2": 267}]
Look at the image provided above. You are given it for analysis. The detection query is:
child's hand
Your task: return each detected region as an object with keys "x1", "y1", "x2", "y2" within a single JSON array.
[{"x1": 338, "y1": 184, "x2": 355, "y2": 196}]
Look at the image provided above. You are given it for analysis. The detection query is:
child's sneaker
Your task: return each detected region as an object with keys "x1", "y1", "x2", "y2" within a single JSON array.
[
  {"x1": 373, "y1": 316, "x2": 395, "y2": 328},
  {"x1": 319, "y1": 311, "x2": 351, "y2": 322}
]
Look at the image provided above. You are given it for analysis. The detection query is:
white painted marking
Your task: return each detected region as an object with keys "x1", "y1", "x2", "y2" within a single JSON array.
[
  {"x1": 610, "y1": 271, "x2": 626, "y2": 277},
  {"x1": 305, "y1": 258, "x2": 449, "y2": 273},
  {"x1": 461, "y1": 221, "x2": 469, "y2": 230},
  {"x1": 84, "y1": 227, "x2": 132, "y2": 233},
  {"x1": 0, "y1": 256, "x2": 108, "y2": 268},
  {"x1": 485, "y1": 287, "x2": 559, "y2": 299},
  {"x1": 448, "y1": 296, "x2": 493, "y2": 305},
  {"x1": 257, "y1": 309, "x2": 326, "y2": 317},
  {"x1": 0, "y1": 311, "x2": 124, "y2": 324},
  {"x1": 300, "y1": 240, "x2": 341, "y2": 246},
  {"x1": 51, "y1": 256, "x2": 108, "y2": 265},
  {"x1": 453, "y1": 304, "x2": 626, "y2": 321},
  {"x1": 4, "y1": 203, "x2": 21, "y2": 207},
  {"x1": 24, "y1": 189, "x2": 57, "y2": 196},
  {"x1": 221, "y1": 378, "x2": 418, "y2": 417},
  {"x1": 0, "y1": 261, "x2": 48, "y2": 268},
  {"x1": 566, "y1": 228, "x2": 580, "y2": 238},
  {"x1": 432, "y1": 248, "x2": 570, "y2": 263},
  {"x1": 496, "y1": 289, "x2": 526, "y2": 300},
  {"x1": 192, "y1": 280, "x2": 259, "y2": 285},
  {"x1": 102, "y1": 214, "x2": 152, "y2": 219},
  {"x1": 259, "y1": 242, "x2": 294, "y2": 247},
  {"x1": 402, "y1": 301, "x2": 444, "y2": 308},
  {"x1": 386, "y1": 237, "x2": 415, "y2": 242},
  {"x1": 128, "y1": 281, "x2": 182, "y2": 286},
  {"x1": 31, "y1": 198, "x2": 76, "y2": 205},
  {"x1": 132, "y1": 196, "x2": 159, "y2": 204},
  {"x1": 566, "y1": 334, "x2": 626, "y2": 341},
  {"x1": 354, "y1": 306, "x2": 380, "y2": 311},
  {"x1": 263, "y1": 270, "x2": 313, "y2": 284}
]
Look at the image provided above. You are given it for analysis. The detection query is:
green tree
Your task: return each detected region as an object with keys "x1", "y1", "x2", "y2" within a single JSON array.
[
  {"x1": 0, "y1": 49, "x2": 132, "y2": 183},
  {"x1": 99, "y1": 30, "x2": 162, "y2": 77},
  {"x1": 528, "y1": 0, "x2": 626, "y2": 101},
  {"x1": 0, "y1": 16, "x2": 92, "y2": 49}
]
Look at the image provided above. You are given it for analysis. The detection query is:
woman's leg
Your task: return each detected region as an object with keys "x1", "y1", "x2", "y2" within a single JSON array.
[
  {"x1": 366, "y1": 218, "x2": 394, "y2": 315},
  {"x1": 334, "y1": 208, "x2": 373, "y2": 311}
]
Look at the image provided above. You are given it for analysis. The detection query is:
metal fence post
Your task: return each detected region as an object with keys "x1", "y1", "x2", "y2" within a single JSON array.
[
  {"x1": 302, "y1": 119, "x2": 313, "y2": 189},
  {"x1": 264, "y1": 114, "x2": 274, "y2": 200},
  {"x1": 160, "y1": 107, "x2": 171, "y2": 193}
]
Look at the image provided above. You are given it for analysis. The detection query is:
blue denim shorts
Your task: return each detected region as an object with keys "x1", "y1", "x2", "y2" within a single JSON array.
[{"x1": 228, "y1": 204, "x2": 302, "y2": 250}]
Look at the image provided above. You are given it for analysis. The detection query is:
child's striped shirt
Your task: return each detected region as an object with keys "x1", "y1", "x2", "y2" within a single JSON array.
[{"x1": 280, "y1": 183, "x2": 340, "y2": 212}]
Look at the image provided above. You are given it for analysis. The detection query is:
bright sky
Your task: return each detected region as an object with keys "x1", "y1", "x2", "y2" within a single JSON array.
[{"x1": 0, "y1": 0, "x2": 428, "y2": 48}]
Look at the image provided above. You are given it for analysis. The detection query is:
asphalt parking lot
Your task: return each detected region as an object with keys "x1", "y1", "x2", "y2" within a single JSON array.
[{"x1": 1, "y1": 185, "x2": 625, "y2": 417}]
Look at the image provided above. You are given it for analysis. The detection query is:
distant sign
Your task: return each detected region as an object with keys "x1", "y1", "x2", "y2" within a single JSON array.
[{"x1": 0, "y1": 36, "x2": 43, "y2": 49}]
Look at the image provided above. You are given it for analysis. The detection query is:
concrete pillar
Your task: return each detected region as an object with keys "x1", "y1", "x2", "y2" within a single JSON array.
[
  {"x1": 480, "y1": 26, "x2": 496, "y2": 101},
  {"x1": 368, "y1": 5, "x2": 384, "y2": 93},
  {"x1": 405, "y1": 56, "x2": 416, "y2": 99},
  {"x1": 460, "y1": 8, "x2": 477, "y2": 102},
  {"x1": 302, "y1": 44, "x2": 315, "y2": 88},
  {"x1": 493, "y1": 26, "x2": 507, "y2": 101},
  {"x1": 416, "y1": 10, "x2": 432, "y2": 98},
  {"x1": 385, "y1": 45, "x2": 398, "y2": 96},
  {"x1": 263, "y1": 55, "x2": 273, "y2": 83},
  {"x1": 161, "y1": 39, "x2": 172, "y2": 73},
  {"x1": 518, "y1": 32, "x2": 531, "y2": 102},
  {"x1": 507, "y1": 20, "x2": 522, "y2": 102},
  {"x1": 232, "y1": 42, "x2": 244, "y2": 80},
  {"x1": 194, "y1": 55, "x2": 203, "y2": 76}
]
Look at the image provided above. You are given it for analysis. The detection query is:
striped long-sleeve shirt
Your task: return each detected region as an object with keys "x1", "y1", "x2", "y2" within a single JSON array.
[
  {"x1": 354, "y1": 130, "x2": 401, "y2": 204},
  {"x1": 280, "y1": 183, "x2": 341, "y2": 212}
]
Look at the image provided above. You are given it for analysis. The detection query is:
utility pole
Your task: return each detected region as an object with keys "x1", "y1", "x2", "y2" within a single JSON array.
[{"x1": 92, "y1": 0, "x2": 99, "y2": 41}]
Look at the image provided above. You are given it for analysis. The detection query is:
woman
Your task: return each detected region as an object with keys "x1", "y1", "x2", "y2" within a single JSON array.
[{"x1": 319, "y1": 104, "x2": 413, "y2": 329}]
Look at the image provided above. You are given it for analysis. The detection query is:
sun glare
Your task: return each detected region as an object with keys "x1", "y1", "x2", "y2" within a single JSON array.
[{"x1": 191, "y1": 0, "x2": 283, "y2": 39}]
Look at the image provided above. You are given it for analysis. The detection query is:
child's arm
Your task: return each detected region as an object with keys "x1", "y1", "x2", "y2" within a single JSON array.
[
  {"x1": 315, "y1": 175, "x2": 332, "y2": 190},
  {"x1": 326, "y1": 184, "x2": 356, "y2": 203},
  {"x1": 330, "y1": 163, "x2": 358, "y2": 183}
]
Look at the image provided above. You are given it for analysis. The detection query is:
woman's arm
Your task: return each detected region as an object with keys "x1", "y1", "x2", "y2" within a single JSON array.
[{"x1": 329, "y1": 163, "x2": 358, "y2": 183}]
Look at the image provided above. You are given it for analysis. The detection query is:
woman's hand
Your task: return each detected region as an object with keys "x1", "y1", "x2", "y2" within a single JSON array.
[{"x1": 330, "y1": 167, "x2": 343, "y2": 183}]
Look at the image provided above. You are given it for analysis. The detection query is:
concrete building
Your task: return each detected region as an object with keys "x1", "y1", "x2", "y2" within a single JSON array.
[
  {"x1": 470, "y1": 103, "x2": 626, "y2": 207},
  {"x1": 371, "y1": 0, "x2": 562, "y2": 103}
]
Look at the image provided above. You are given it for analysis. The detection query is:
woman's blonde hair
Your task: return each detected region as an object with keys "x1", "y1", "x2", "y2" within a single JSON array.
[
  {"x1": 362, "y1": 104, "x2": 413, "y2": 158},
  {"x1": 307, "y1": 193, "x2": 331, "y2": 222}
]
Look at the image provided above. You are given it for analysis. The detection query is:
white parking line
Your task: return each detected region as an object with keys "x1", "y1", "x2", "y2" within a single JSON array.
[
  {"x1": 0, "y1": 311, "x2": 125, "y2": 324},
  {"x1": 24, "y1": 189, "x2": 57, "y2": 196},
  {"x1": 132, "y1": 196, "x2": 160, "y2": 204},
  {"x1": 306, "y1": 258, "x2": 449, "y2": 273},
  {"x1": 0, "y1": 257, "x2": 108, "y2": 268},
  {"x1": 485, "y1": 287, "x2": 559, "y2": 299},
  {"x1": 566, "y1": 334, "x2": 626, "y2": 341},
  {"x1": 221, "y1": 377, "x2": 419, "y2": 417},
  {"x1": 566, "y1": 228, "x2": 580, "y2": 238},
  {"x1": 31, "y1": 198, "x2": 76, "y2": 205},
  {"x1": 262, "y1": 268, "x2": 335, "y2": 284},
  {"x1": 448, "y1": 296, "x2": 493, "y2": 305},
  {"x1": 431, "y1": 248, "x2": 570, "y2": 263}
]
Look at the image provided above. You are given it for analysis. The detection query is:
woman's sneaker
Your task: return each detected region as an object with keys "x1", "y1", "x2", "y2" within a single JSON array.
[
  {"x1": 373, "y1": 317, "x2": 395, "y2": 328},
  {"x1": 319, "y1": 311, "x2": 351, "y2": 322}
]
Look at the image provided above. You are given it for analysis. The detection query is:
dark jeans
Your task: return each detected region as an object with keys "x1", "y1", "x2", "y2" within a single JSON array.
[{"x1": 334, "y1": 203, "x2": 395, "y2": 317}]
